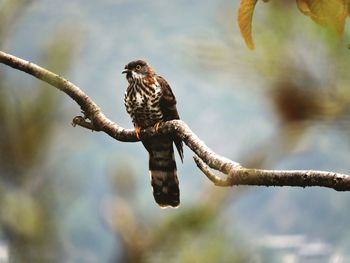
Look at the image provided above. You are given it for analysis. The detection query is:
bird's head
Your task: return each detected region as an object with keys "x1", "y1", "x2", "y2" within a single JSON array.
[{"x1": 122, "y1": 60, "x2": 155, "y2": 83}]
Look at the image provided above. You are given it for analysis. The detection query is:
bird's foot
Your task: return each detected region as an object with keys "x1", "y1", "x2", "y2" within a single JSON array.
[{"x1": 135, "y1": 127, "x2": 141, "y2": 139}]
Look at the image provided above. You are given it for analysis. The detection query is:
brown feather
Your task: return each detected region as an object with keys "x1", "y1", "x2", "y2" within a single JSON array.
[{"x1": 123, "y1": 60, "x2": 183, "y2": 207}]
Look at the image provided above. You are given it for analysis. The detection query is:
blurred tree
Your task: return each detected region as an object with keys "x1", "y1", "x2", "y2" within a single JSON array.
[
  {"x1": 3, "y1": 1, "x2": 350, "y2": 262},
  {"x1": 105, "y1": 165, "x2": 250, "y2": 263},
  {"x1": 1, "y1": 1, "x2": 252, "y2": 262},
  {"x1": 185, "y1": 1, "x2": 350, "y2": 260},
  {"x1": 191, "y1": 1, "x2": 350, "y2": 166},
  {"x1": 0, "y1": 0, "x2": 79, "y2": 261}
]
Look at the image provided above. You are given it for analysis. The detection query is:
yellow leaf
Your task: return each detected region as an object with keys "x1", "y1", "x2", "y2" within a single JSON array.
[
  {"x1": 238, "y1": 0, "x2": 258, "y2": 50},
  {"x1": 296, "y1": 0, "x2": 348, "y2": 36},
  {"x1": 296, "y1": 0, "x2": 313, "y2": 16}
]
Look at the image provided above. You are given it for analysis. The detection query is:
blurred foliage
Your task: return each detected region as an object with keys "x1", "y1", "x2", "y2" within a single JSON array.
[
  {"x1": 0, "y1": 0, "x2": 78, "y2": 262},
  {"x1": 195, "y1": 0, "x2": 350, "y2": 134},
  {"x1": 189, "y1": 2, "x2": 350, "y2": 260},
  {"x1": 0, "y1": 0, "x2": 33, "y2": 48},
  {"x1": 238, "y1": 0, "x2": 349, "y2": 49},
  {"x1": 0, "y1": 2, "x2": 252, "y2": 262},
  {"x1": 296, "y1": 0, "x2": 348, "y2": 36},
  {"x1": 3, "y1": 0, "x2": 350, "y2": 262},
  {"x1": 106, "y1": 165, "x2": 250, "y2": 263}
]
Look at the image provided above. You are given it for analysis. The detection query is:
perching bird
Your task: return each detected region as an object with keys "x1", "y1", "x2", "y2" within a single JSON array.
[{"x1": 123, "y1": 60, "x2": 183, "y2": 208}]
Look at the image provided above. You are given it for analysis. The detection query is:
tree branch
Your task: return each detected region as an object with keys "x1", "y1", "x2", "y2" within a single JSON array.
[{"x1": 1, "y1": 50, "x2": 350, "y2": 191}]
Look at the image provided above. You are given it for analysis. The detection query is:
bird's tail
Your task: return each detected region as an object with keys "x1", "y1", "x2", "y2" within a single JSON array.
[{"x1": 144, "y1": 137, "x2": 180, "y2": 208}]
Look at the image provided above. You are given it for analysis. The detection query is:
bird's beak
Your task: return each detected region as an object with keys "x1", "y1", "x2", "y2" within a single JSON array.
[{"x1": 122, "y1": 65, "x2": 129, "y2": 74}]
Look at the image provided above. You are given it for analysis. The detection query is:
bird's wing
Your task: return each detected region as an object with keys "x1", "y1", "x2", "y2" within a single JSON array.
[{"x1": 157, "y1": 75, "x2": 184, "y2": 162}]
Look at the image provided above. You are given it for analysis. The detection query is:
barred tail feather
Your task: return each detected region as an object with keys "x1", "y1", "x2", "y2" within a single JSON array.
[
  {"x1": 150, "y1": 169, "x2": 180, "y2": 208},
  {"x1": 148, "y1": 145, "x2": 180, "y2": 208}
]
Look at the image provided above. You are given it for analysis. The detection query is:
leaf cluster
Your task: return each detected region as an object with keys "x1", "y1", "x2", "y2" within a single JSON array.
[{"x1": 238, "y1": 0, "x2": 350, "y2": 49}]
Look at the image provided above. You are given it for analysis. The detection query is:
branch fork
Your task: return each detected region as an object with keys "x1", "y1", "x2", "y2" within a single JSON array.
[{"x1": 1, "y1": 50, "x2": 350, "y2": 191}]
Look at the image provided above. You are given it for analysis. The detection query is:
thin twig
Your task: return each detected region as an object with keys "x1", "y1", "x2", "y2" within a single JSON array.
[{"x1": 1, "y1": 50, "x2": 350, "y2": 191}]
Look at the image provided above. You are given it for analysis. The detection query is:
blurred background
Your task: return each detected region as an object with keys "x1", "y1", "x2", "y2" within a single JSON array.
[{"x1": 1, "y1": 0, "x2": 350, "y2": 262}]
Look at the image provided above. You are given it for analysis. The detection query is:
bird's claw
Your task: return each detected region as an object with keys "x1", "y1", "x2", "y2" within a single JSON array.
[{"x1": 135, "y1": 127, "x2": 141, "y2": 139}]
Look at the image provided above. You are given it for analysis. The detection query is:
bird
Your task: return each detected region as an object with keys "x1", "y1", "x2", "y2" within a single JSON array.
[{"x1": 122, "y1": 60, "x2": 183, "y2": 208}]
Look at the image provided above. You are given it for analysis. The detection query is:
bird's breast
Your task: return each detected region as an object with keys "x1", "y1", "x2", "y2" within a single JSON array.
[{"x1": 124, "y1": 82, "x2": 163, "y2": 128}]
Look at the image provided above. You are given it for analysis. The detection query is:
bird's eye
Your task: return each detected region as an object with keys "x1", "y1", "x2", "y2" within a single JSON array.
[{"x1": 135, "y1": 65, "x2": 141, "y2": 70}]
